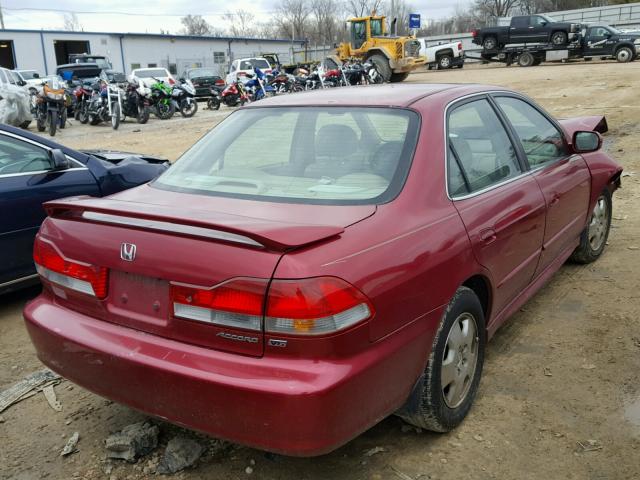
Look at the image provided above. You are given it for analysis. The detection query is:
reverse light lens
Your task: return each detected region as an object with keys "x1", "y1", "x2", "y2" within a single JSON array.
[
  {"x1": 33, "y1": 237, "x2": 108, "y2": 299},
  {"x1": 171, "y1": 279, "x2": 268, "y2": 331},
  {"x1": 265, "y1": 277, "x2": 373, "y2": 335}
]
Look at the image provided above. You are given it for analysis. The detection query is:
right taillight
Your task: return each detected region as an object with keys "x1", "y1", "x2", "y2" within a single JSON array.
[
  {"x1": 265, "y1": 277, "x2": 373, "y2": 336},
  {"x1": 33, "y1": 236, "x2": 109, "y2": 299}
]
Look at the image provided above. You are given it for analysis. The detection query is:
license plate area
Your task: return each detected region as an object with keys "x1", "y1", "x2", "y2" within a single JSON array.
[{"x1": 108, "y1": 271, "x2": 170, "y2": 327}]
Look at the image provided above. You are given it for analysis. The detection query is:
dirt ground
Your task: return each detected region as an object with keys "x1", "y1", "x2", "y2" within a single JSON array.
[{"x1": 1, "y1": 61, "x2": 640, "y2": 480}]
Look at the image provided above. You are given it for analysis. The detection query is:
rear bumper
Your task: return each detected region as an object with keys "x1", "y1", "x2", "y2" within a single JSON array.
[{"x1": 24, "y1": 295, "x2": 438, "y2": 456}]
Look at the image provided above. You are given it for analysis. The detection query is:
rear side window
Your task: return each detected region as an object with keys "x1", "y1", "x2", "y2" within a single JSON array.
[
  {"x1": 511, "y1": 17, "x2": 528, "y2": 28},
  {"x1": 154, "y1": 107, "x2": 420, "y2": 205},
  {"x1": 493, "y1": 96, "x2": 568, "y2": 168},
  {"x1": 447, "y1": 99, "x2": 522, "y2": 196}
]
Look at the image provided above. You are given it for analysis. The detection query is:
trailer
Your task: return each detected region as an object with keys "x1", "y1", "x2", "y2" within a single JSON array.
[{"x1": 466, "y1": 24, "x2": 640, "y2": 67}]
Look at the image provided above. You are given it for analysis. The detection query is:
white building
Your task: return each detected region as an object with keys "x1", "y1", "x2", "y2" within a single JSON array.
[{"x1": 0, "y1": 29, "x2": 307, "y2": 77}]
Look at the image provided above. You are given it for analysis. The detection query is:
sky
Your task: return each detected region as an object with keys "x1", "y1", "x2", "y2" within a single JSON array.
[{"x1": 1, "y1": 0, "x2": 471, "y2": 34}]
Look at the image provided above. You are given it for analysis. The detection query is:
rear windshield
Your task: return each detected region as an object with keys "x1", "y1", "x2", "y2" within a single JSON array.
[
  {"x1": 134, "y1": 69, "x2": 168, "y2": 78},
  {"x1": 154, "y1": 107, "x2": 419, "y2": 205},
  {"x1": 239, "y1": 59, "x2": 270, "y2": 70},
  {"x1": 19, "y1": 70, "x2": 38, "y2": 79},
  {"x1": 187, "y1": 69, "x2": 217, "y2": 78}
]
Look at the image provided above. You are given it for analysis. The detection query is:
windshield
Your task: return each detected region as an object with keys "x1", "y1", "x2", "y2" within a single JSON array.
[
  {"x1": 19, "y1": 70, "x2": 38, "y2": 79},
  {"x1": 239, "y1": 59, "x2": 270, "y2": 70},
  {"x1": 135, "y1": 69, "x2": 168, "y2": 78},
  {"x1": 187, "y1": 69, "x2": 217, "y2": 78},
  {"x1": 371, "y1": 19, "x2": 383, "y2": 36},
  {"x1": 154, "y1": 107, "x2": 419, "y2": 205},
  {"x1": 539, "y1": 15, "x2": 556, "y2": 23}
]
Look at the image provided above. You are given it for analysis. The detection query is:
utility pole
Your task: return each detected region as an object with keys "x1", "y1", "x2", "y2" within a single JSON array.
[{"x1": 0, "y1": 1, "x2": 5, "y2": 29}]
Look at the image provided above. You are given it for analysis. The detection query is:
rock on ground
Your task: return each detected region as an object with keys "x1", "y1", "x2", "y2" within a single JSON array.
[
  {"x1": 157, "y1": 436, "x2": 205, "y2": 474},
  {"x1": 105, "y1": 421, "x2": 159, "y2": 462}
]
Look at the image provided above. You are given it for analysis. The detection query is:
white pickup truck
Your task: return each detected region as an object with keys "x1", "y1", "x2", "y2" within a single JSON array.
[{"x1": 417, "y1": 39, "x2": 465, "y2": 69}]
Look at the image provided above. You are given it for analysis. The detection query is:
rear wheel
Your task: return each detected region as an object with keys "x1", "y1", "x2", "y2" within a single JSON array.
[
  {"x1": 551, "y1": 31, "x2": 568, "y2": 46},
  {"x1": 369, "y1": 54, "x2": 392, "y2": 82},
  {"x1": 438, "y1": 54, "x2": 453, "y2": 69},
  {"x1": 518, "y1": 52, "x2": 535, "y2": 67},
  {"x1": 397, "y1": 287, "x2": 486, "y2": 432},
  {"x1": 79, "y1": 103, "x2": 89, "y2": 124},
  {"x1": 19, "y1": 120, "x2": 31, "y2": 129},
  {"x1": 616, "y1": 46, "x2": 633, "y2": 63},
  {"x1": 482, "y1": 36, "x2": 498, "y2": 50},
  {"x1": 571, "y1": 189, "x2": 612, "y2": 264}
]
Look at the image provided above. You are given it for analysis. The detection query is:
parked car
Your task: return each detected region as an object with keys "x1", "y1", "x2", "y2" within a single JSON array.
[
  {"x1": 226, "y1": 57, "x2": 272, "y2": 84},
  {"x1": 24, "y1": 84, "x2": 621, "y2": 456},
  {"x1": 0, "y1": 68, "x2": 33, "y2": 128},
  {"x1": 182, "y1": 68, "x2": 225, "y2": 99},
  {"x1": 0, "y1": 124, "x2": 169, "y2": 294},
  {"x1": 131, "y1": 67, "x2": 175, "y2": 88},
  {"x1": 418, "y1": 39, "x2": 465, "y2": 69},
  {"x1": 15, "y1": 70, "x2": 43, "y2": 88},
  {"x1": 473, "y1": 14, "x2": 581, "y2": 50}
]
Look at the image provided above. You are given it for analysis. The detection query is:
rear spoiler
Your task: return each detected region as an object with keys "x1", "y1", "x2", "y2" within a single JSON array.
[
  {"x1": 558, "y1": 115, "x2": 608, "y2": 137},
  {"x1": 44, "y1": 196, "x2": 344, "y2": 252}
]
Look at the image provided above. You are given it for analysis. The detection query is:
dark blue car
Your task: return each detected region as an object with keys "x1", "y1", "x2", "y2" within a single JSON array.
[{"x1": 0, "y1": 124, "x2": 169, "y2": 293}]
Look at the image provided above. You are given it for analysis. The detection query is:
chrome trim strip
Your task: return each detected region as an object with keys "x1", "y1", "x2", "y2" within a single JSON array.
[
  {"x1": 0, "y1": 166, "x2": 88, "y2": 179},
  {"x1": 82, "y1": 211, "x2": 264, "y2": 248},
  {"x1": 0, "y1": 273, "x2": 39, "y2": 288}
]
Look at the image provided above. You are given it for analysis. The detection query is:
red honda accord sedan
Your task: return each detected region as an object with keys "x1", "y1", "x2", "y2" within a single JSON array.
[{"x1": 24, "y1": 84, "x2": 622, "y2": 456}]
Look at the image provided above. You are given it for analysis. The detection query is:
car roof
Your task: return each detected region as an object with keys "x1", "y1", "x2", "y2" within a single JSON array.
[
  {"x1": 247, "y1": 84, "x2": 503, "y2": 108},
  {"x1": 133, "y1": 67, "x2": 169, "y2": 72}
]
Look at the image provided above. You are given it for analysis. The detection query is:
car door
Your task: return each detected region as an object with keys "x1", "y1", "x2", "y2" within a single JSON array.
[
  {"x1": 509, "y1": 16, "x2": 533, "y2": 43},
  {"x1": 492, "y1": 95, "x2": 591, "y2": 276},
  {"x1": 0, "y1": 132, "x2": 100, "y2": 287},
  {"x1": 447, "y1": 97, "x2": 546, "y2": 315},
  {"x1": 584, "y1": 27, "x2": 612, "y2": 56},
  {"x1": 529, "y1": 16, "x2": 550, "y2": 43}
]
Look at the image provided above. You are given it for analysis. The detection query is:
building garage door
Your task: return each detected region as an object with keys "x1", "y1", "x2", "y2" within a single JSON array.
[
  {"x1": 0, "y1": 41, "x2": 16, "y2": 69},
  {"x1": 54, "y1": 40, "x2": 90, "y2": 65}
]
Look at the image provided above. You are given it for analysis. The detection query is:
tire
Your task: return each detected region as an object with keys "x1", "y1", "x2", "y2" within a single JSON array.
[
  {"x1": 518, "y1": 52, "x2": 535, "y2": 67},
  {"x1": 179, "y1": 98, "x2": 198, "y2": 118},
  {"x1": 207, "y1": 98, "x2": 221, "y2": 110},
  {"x1": 59, "y1": 108, "x2": 67, "y2": 129},
  {"x1": 532, "y1": 58, "x2": 542, "y2": 66},
  {"x1": 551, "y1": 31, "x2": 568, "y2": 46},
  {"x1": 89, "y1": 114, "x2": 100, "y2": 126},
  {"x1": 48, "y1": 111, "x2": 57, "y2": 137},
  {"x1": 390, "y1": 72, "x2": 410, "y2": 82},
  {"x1": 396, "y1": 286, "x2": 486, "y2": 432},
  {"x1": 369, "y1": 54, "x2": 392, "y2": 82},
  {"x1": 36, "y1": 112, "x2": 46, "y2": 132},
  {"x1": 19, "y1": 120, "x2": 31, "y2": 129},
  {"x1": 111, "y1": 102, "x2": 120, "y2": 130},
  {"x1": 438, "y1": 54, "x2": 453, "y2": 69},
  {"x1": 79, "y1": 104, "x2": 89, "y2": 124},
  {"x1": 570, "y1": 189, "x2": 612, "y2": 264},
  {"x1": 616, "y1": 46, "x2": 633, "y2": 63},
  {"x1": 137, "y1": 106, "x2": 150, "y2": 124},
  {"x1": 483, "y1": 36, "x2": 498, "y2": 50},
  {"x1": 156, "y1": 102, "x2": 175, "y2": 120}
]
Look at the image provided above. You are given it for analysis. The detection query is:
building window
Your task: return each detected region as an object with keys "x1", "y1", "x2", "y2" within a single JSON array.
[
  {"x1": 147, "y1": 63, "x2": 157, "y2": 67},
  {"x1": 213, "y1": 52, "x2": 225, "y2": 64},
  {"x1": 131, "y1": 63, "x2": 141, "y2": 70}
]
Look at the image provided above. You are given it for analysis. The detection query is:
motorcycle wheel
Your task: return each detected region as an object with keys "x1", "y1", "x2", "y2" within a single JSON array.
[
  {"x1": 156, "y1": 102, "x2": 175, "y2": 120},
  {"x1": 137, "y1": 106, "x2": 150, "y2": 124},
  {"x1": 36, "y1": 113, "x2": 46, "y2": 132},
  {"x1": 48, "y1": 111, "x2": 57, "y2": 137},
  {"x1": 79, "y1": 104, "x2": 89, "y2": 124},
  {"x1": 74, "y1": 108, "x2": 81, "y2": 121},
  {"x1": 59, "y1": 108, "x2": 67, "y2": 129},
  {"x1": 180, "y1": 98, "x2": 198, "y2": 118},
  {"x1": 207, "y1": 98, "x2": 221, "y2": 110},
  {"x1": 111, "y1": 102, "x2": 121, "y2": 130}
]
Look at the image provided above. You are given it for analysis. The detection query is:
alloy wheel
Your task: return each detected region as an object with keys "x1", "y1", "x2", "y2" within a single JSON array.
[
  {"x1": 441, "y1": 312, "x2": 479, "y2": 408},
  {"x1": 588, "y1": 195, "x2": 609, "y2": 251}
]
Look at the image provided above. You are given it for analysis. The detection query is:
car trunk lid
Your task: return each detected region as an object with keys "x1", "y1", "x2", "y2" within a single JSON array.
[{"x1": 40, "y1": 194, "x2": 375, "y2": 357}]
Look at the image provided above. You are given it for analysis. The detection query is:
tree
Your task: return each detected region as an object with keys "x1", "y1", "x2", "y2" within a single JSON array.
[
  {"x1": 346, "y1": 0, "x2": 384, "y2": 17},
  {"x1": 180, "y1": 15, "x2": 213, "y2": 36},
  {"x1": 311, "y1": 0, "x2": 341, "y2": 45},
  {"x1": 385, "y1": 0, "x2": 413, "y2": 35},
  {"x1": 223, "y1": 9, "x2": 256, "y2": 38},
  {"x1": 274, "y1": 0, "x2": 312, "y2": 40},
  {"x1": 474, "y1": 0, "x2": 520, "y2": 20},
  {"x1": 62, "y1": 13, "x2": 83, "y2": 32}
]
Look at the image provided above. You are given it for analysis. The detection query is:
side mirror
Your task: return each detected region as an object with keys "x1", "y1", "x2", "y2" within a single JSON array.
[
  {"x1": 18, "y1": 80, "x2": 26, "y2": 86},
  {"x1": 49, "y1": 149, "x2": 70, "y2": 170},
  {"x1": 573, "y1": 131, "x2": 602, "y2": 153},
  {"x1": 33, "y1": 73, "x2": 40, "y2": 78},
  {"x1": 540, "y1": 21, "x2": 547, "y2": 26}
]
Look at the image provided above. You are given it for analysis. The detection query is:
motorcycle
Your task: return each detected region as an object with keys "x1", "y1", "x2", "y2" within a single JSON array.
[
  {"x1": 73, "y1": 82, "x2": 94, "y2": 124},
  {"x1": 244, "y1": 68, "x2": 276, "y2": 102},
  {"x1": 220, "y1": 79, "x2": 250, "y2": 107},
  {"x1": 122, "y1": 79, "x2": 151, "y2": 124},
  {"x1": 206, "y1": 85, "x2": 222, "y2": 110},
  {"x1": 172, "y1": 79, "x2": 198, "y2": 117},
  {"x1": 33, "y1": 77, "x2": 66, "y2": 137},
  {"x1": 363, "y1": 61, "x2": 384, "y2": 84},
  {"x1": 149, "y1": 78, "x2": 176, "y2": 119},
  {"x1": 86, "y1": 77, "x2": 122, "y2": 130}
]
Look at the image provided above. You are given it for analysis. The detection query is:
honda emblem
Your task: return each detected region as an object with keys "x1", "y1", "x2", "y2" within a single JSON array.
[{"x1": 120, "y1": 243, "x2": 136, "y2": 262}]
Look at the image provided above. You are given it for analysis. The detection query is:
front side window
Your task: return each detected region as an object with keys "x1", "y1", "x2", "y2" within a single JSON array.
[
  {"x1": 154, "y1": 107, "x2": 419, "y2": 205},
  {"x1": 0, "y1": 136, "x2": 52, "y2": 175},
  {"x1": 370, "y1": 19, "x2": 383, "y2": 36},
  {"x1": 493, "y1": 96, "x2": 568, "y2": 168},
  {"x1": 447, "y1": 98, "x2": 521, "y2": 196}
]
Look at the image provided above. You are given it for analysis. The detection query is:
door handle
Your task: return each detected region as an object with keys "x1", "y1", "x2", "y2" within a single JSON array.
[
  {"x1": 549, "y1": 194, "x2": 560, "y2": 207},
  {"x1": 480, "y1": 228, "x2": 497, "y2": 245}
]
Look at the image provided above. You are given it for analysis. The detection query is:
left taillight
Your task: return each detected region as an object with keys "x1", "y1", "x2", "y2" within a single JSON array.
[{"x1": 33, "y1": 236, "x2": 109, "y2": 299}]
